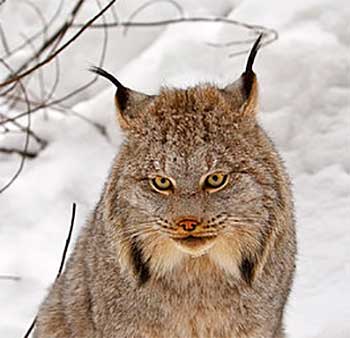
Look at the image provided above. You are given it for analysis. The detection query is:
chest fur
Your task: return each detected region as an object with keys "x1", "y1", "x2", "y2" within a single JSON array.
[
  {"x1": 142, "y1": 307, "x2": 240, "y2": 338},
  {"x1": 136, "y1": 279, "x2": 256, "y2": 338},
  {"x1": 97, "y1": 256, "x2": 267, "y2": 338}
]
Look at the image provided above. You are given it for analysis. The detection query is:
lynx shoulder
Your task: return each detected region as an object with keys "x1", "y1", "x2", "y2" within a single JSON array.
[{"x1": 34, "y1": 35, "x2": 296, "y2": 338}]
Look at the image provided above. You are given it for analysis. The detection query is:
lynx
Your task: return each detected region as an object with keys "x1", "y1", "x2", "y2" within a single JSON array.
[{"x1": 34, "y1": 35, "x2": 296, "y2": 338}]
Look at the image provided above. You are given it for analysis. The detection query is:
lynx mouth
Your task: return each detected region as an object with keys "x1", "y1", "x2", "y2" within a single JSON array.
[{"x1": 172, "y1": 235, "x2": 217, "y2": 254}]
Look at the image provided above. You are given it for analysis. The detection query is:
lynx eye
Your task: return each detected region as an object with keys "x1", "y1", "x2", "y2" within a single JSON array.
[
  {"x1": 150, "y1": 176, "x2": 174, "y2": 194},
  {"x1": 202, "y1": 172, "x2": 229, "y2": 192}
]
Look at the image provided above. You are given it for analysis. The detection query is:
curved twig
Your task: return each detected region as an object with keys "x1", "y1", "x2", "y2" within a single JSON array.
[
  {"x1": 1, "y1": 0, "x2": 65, "y2": 59},
  {"x1": 0, "y1": 0, "x2": 116, "y2": 88},
  {"x1": 0, "y1": 59, "x2": 32, "y2": 194},
  {"x1": 22, "y1": 203, "x2": 77, "y2": 338},
  {"x1": 123, "y1": 0, "x2": 184, "y2": 36}
]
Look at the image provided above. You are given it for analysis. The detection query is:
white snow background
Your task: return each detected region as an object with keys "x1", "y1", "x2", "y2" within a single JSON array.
[{"x1": 0, "y1": 0, "x2": 349, "y2": 337}]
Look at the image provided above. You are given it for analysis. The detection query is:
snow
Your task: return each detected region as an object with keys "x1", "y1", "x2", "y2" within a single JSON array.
[{"x1": 0, "y1": 0, "x2": 349, "y2": 337}]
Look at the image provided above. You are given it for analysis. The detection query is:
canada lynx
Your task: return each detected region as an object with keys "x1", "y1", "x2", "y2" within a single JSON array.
[{"x1": 34, "y1": 35, "x2": 296, "y2": 338}]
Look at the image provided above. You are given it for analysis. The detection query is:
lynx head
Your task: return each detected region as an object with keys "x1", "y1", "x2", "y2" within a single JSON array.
[{"x1": 92, "y1": 35, "x2": 287, "y2": 286}]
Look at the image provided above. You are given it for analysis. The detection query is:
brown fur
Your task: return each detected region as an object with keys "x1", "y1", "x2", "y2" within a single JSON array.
[{"x1": 34, "y1": 39, "x2": 296, "y2": 338}]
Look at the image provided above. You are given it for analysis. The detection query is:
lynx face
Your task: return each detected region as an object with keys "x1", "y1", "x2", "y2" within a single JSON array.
[{"x1": 94, "y1": 36, "x2": 283, "y2": 285}]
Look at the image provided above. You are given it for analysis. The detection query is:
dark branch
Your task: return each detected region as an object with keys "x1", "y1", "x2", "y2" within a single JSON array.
[
  {"x1": 56, "y1": 203, "x2": 76, "y2": 278},
  {"x1": 0, "y1": 0, "x2": 116, "y2": 88},
  {"x1": 1, "y1": 0, "x2": 65, "y2": 60},
  {"x1": 22, "y1": 203, "x2": 77, "y2": 338},
  {"x1": 0, "y1": 275, "x2": 21, "y2": 281},
  {"x1": 4, "y1": 0, "x2": 85, "y2": 79},
  {"x1": 0, "y1": 147, "x2": 38, "y2": 158},
  {"x1": 0, "y1": 58, "x2": 32, "y2": 194}
]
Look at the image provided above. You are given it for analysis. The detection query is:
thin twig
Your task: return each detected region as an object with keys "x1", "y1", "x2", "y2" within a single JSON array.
[
  {"x1": 0, "y1": 59, "x2": 32, "y2": 194},
  {"x1": 0, "y1": 112, "x2": 46, "y2": 146},
  {"x1": 0, "y1": 23, "x2": 10, "y2": 55},
  {"x1": 0, "y1": 0, "x2": 110, "y2": 130},
  {"x1": 0, "y1": 80, "x2": 98, "y2": 125},
  {"x1": 22, "y1": 202, "x2": 77, "y2": 338},
  {"x1": 206, "y1": 37, "x2": 257, "y2": 48},
  {"x1": 3, "y1": 84, "x2": 107, "y2": 137},
  {"x1": 1, "y1": 0, "x2": 65, "y2": 60},
  {"x1": 73, "y1": 14, "x2": 278, "y2": 56},
  {"x1": 56, "y1": 203, "x2": 76, "y2": 278},
  {"x1": 0, "y1": 275, "x2": 21, "y2": 281},
  {"x1": 75, "y1": 15, "x2": 273, "y2": 33},
  {"x1": 0, "y1": 0, "x2": 116, "y2": 88},
  {"x1": 123, "y1": 0, "x2": 184, "y2": 35},
  {"x1": 20, "y1": 31, "x2": 47, "y2": 118},
  {"x1": 22, "y1": 0, "x2": 49, "y2": 45},
  {"x1": 3, "y1": 0, "x2": 85, "y2": 78},
  {"x1": 0, "y1": 147, "x2": 38, "y2": 158}
]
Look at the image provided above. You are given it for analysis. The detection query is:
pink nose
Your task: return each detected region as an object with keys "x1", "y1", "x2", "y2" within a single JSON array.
[{"x1": 177, "y1": 218, "x2": 199, "y2": 232}]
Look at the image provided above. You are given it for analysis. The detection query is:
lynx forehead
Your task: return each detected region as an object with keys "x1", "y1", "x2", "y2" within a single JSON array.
[{"x1": 34, "y1": 35, "x2": 296, "y2": 338}]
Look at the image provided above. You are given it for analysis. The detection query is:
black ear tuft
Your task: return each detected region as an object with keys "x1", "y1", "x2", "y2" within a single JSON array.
[
  {"x1": 89, "y1": 66, "x2": 129, "y2": 111},
  {"x1": 240, "y1": 34, "x2": 263, "y2": 100},
  {"x1": 245, "y1": 33, "x2": 263, "y2": 74},
  {"x1": 89, "y1": 66, "x2": 125, "y2": 89},
  {"x1": 223, "y1": 35, "x2": 261, "y2": 116},
  {"x1": 240, "y1": 257, "x2": 256, "y2": 286}
]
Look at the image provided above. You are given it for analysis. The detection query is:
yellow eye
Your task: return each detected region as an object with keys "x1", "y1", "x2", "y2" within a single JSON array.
[
  {"x1": 203, "y1": 173, "x2": 228, "y2": 192},
  {"x1": 150, "y1": 176, "x2": 174, "y2": 193}
]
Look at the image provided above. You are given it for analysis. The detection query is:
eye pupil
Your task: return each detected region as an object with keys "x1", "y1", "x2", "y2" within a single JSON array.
[
  {"x1": 150, "y1": 176, "x2": 173, "y2": 193},
  {"x1": 202, "y1": 173, "x2": 228, "y2": 192}
]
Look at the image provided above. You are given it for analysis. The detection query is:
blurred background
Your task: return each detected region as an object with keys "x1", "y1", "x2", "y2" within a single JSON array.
[{"x1": 0, "y1": 0, "x2": 349, "y2": 337}]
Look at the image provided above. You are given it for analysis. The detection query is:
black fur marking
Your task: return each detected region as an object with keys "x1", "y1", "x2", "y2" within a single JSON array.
[
  {"x1": 240, "y1": 257, "x2": 256, "y2": 286},
  {"x1": 130, "y1": 239, "x2": 150, "y2": 285},
  {"x1": 89, "y1": 66, "x2": 129, "y2": 111}
]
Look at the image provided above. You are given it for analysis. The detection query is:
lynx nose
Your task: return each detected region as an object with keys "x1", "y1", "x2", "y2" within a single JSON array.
[{"x1": 177, "y1": 218, "x2": 199, "y2": 232}]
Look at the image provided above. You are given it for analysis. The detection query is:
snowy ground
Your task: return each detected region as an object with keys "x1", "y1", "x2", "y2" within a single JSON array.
[{"x1": 0, "y1": 0, "x2": 349, "y2": 337}]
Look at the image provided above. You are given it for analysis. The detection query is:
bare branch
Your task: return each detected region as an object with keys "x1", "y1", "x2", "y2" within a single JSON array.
[
  {"x1": 0, "y1": 275, "x2": 21, "y2": 281},
  {"x1": 56, "y1": 203, "x2": 76, "y2": 278},
  {"x1": 21, "y1": 0, "x2": 49, "y2": 45},
  {"x1": 0, "y1": 0, "x2": 116, "y2": 88},
  {"x1": 0, "y1": 23, "x2": 10, "y2": 55},
  {"x1": 22, "y1": 203, "x2": 77, "y2": 338},
  {"x1": 0, "y1": 147, "x2": 38, "y2": 158},
  {"x1": 74, "y1": 15, "x2": 274, "y2": 34},
  {"x1": 0, "y1": 0, "x2": 65, "y2": 60},
  {"x1": 0, "y1": 59, "x2": 32, "y2": 194},
  {"x1": 4, "y1": 82, "x2": 107, "y2": 137},
  {"x1": 3, "y1": 0, "x2": 84, "y2": 77},
  {"x1": 72, "y1": 14, "x2": 278, "y2": 55},
  {"x1": 123, "y1": 0, "x2": 184, "y2": 35}
]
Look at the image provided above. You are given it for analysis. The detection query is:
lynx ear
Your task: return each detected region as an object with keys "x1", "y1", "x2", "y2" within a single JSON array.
[
  {"x1": 90, "y1": 66, "x2": 153, "y2": 130},
  {"x1": 224, "y1": 34, "x2": 263, "y2": 117}
]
